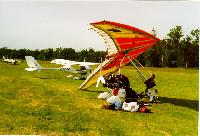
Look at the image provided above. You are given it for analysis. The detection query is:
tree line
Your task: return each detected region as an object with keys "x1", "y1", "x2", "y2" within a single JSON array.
[
  {"x1": 0, "y1": 47, "x2": 106, "y2": 63},
  {"x1": 0, "y1": 26, "x2": 199, "y2": 68},
  {"x1": 138, "y1": 26, "x2": 199, "y2": 68}
]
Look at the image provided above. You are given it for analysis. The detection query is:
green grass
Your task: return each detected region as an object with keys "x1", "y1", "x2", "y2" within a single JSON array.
[{"x1": 0, "y1": 61, "x2": 198, "y2": 136}]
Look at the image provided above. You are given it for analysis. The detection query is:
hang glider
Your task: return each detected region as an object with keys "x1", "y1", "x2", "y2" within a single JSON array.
[
  {"x1": 2, "y1": 56, "x2": 20, "y2": 65},
  {"x1": 79, "y1": 20, "x2": 160, "y2": 90}
]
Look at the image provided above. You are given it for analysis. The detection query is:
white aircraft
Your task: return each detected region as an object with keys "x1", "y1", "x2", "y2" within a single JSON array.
[
  {"x1": 51, "y1": 58, "x2": 98, "y2": 69},
  {"x1": 2, "y1": 56, "x2": 20, "y2": 65},
  {"x1": 25, "y1": 56, "x2": 99, "y2": 79}
]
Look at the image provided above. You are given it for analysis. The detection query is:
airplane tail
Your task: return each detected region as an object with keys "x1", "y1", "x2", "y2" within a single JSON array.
[{"x1": 25, "y1": 56, "x2": 43, "y2": 71}]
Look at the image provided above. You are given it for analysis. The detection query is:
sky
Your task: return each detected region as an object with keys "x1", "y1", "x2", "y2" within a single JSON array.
[{"x1": 0, "y1": 1, "x2": 199, "y2": 51}]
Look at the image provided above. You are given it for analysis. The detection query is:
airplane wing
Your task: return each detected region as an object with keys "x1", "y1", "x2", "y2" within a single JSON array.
[
  {"x1": 51, "y1": 58, "x2": 99, "y2": 66},
  {"x1": 69, "y1": 62, "x2": 99, "y2": 66},
  {"x1": 51, "y1": 59, "x2": 65, "y2": 64}
]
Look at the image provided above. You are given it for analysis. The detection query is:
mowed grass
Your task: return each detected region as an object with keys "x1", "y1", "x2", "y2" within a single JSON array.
[{"x1": 0, "y1": 61, "x2": 198, "y2": 136}]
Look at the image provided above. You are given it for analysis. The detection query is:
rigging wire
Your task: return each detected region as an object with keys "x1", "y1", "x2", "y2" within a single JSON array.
[
  {"x1": 134, "y1": 59, "x2": 152, "y2": 76},
  {"x1": 126, "y1": 55, "x2": 147, "y2": 82},
  {"x1": 118, "y1": 55, "x2": 126, "y2": 74}
]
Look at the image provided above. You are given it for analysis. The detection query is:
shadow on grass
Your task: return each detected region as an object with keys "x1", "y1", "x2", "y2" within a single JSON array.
[
  {"x1": 81, "y1": 89, "x2": 104, "y2": 93},
  {"x1": 34, "y1": 77, "x2": 51, "y2": 79},
  {"x1": 159, "y1": 97, "x2": 199, "y2": 112},
  {"x1": 80, "y1": 90, "x2": 199, "y2": 112},
  {"x1": 34, "y1": 76, "x2": 65, "y2": 79}
]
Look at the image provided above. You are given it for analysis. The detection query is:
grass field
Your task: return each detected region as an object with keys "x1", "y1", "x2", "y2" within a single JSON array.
[{"x1": 0, "y1": 61, "x2": 198, "y2": 136}]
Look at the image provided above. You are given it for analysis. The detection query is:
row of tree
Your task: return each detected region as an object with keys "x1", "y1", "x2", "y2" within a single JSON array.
[
  {"x1": 0, "y1": 47, "x2": 106, "y2": 63},
  {"x1": 0, "y1": 26, "x2": 199, "y2": 68}
]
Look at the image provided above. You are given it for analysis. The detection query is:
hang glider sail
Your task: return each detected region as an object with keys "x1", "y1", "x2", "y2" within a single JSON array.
[{"x1": 79, "y1": 20, "x2": 160, "y2": 90}]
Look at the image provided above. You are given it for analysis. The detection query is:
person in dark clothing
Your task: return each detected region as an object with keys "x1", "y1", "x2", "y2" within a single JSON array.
[
  {"x1": 144, "y1": 74, "x2": 156, "y2": 94},
  {"x1": 104, "y1": 74, "x2": 139, "y2": 102},
  {"x1": 124, "y1": 86, "x2": 138, "y2": 102}
]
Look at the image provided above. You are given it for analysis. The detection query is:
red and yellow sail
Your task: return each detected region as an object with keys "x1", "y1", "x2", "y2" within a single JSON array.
[{"x1": 79, "y1": 21, "x2": 160, "y2": 90}]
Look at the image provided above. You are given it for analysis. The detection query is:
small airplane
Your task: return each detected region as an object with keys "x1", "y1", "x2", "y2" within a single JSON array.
[
  {"x1": 51, "y1": 58, "x2": 98, "y2": 68},
  {"x1": 2, "y1": 56, "x2": 20, "y2": 65},
  {"x1": 25, "y1": 56, "x2": 99, "y2": 80}
]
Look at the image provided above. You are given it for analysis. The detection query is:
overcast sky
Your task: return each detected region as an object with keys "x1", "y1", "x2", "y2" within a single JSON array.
[{"x1": 0, "y1": 1, "x2": 199, "y2": 51}]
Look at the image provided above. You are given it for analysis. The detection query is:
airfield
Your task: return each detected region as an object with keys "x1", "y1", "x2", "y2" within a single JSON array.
[{"x1": 0, "y1": 61, "x2": 198, "y2": 136}]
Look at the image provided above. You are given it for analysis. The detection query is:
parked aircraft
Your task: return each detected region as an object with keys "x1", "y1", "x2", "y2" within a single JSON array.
[
  {"x1": 25, "y1": 56, "x2": 99, "y2": 79},
  {"x1": 51, "y1": 58, "x2": 98, "y2": 69},
  {"x1": 2, "y1": 56, "x2": 20, "y2": 65}
]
